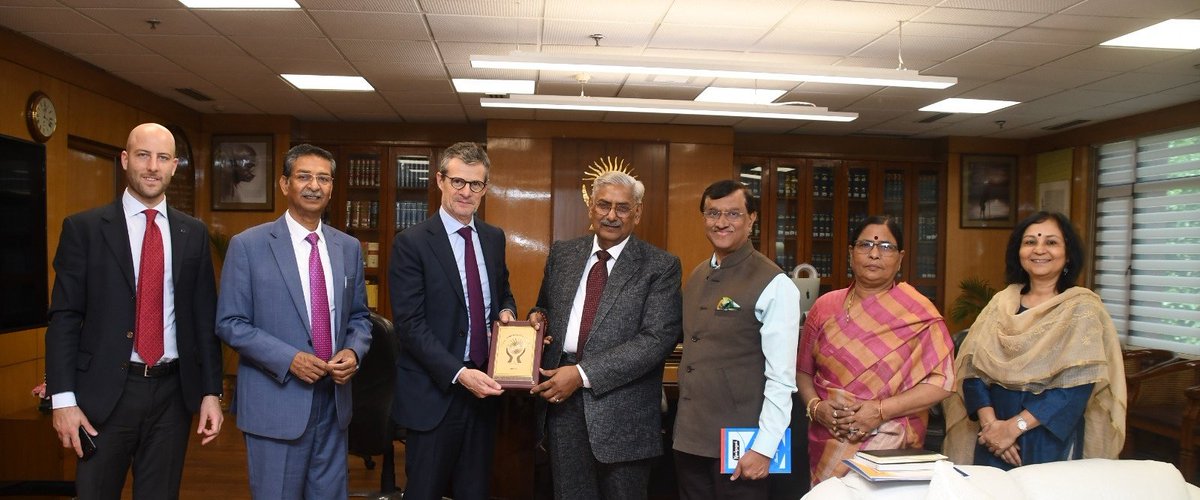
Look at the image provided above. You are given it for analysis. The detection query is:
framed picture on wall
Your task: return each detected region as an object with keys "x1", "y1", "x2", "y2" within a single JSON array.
[
  {"x1": 211, "y1": 134, "x2": 273, "y2": 211},
  {"x1": 961, "y1": 154, "x2": 1017, "y2": 228}
]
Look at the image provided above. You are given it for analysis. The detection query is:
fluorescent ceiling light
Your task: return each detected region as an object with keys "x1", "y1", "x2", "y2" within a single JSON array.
[
  {"x1": 480, "y1": 95, "x2": 857, "y2": 122},
  {"x1": 920, "y1": 98, "x2": 1019, "y2": 114},
  {"x1": 472, "y1": 52, "x2": 956, "y2": 89},
  {"x1": 695, "y1": 87, "x2": 786, "y2": 104},
  {"x1": 281, "y1": 74, "x2": 374, "y2": 91},
  {"x1": 179, "y1": 0, "x2": 299, "y2": 8},
  {"x1": 452, "y1": 78, "x2": 534, "y2": 94},
  {"x1": 1101, "y1": 19, "x2": 1200, "y2": 50}
]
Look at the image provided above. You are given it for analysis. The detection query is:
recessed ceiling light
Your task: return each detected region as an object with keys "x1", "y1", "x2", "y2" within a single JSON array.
[
  {"x1": 281, "y1": 74, "x2": 374, "y2": 91},
  {"x1": 1101, "y1": 19, "x2": 1200, "y2": 50},
  {"x1": 179, "y1": 0, "x2": 300, "y2": 8},
  {"x1": 452, "y1": 79, "x2": 535, "y2": 94},
  {"x1": 920, "y1": 98, "x2": 1019, "y2": 114},
  {"x1": 695, "y1": 87, "x2": 786, "y2": 105},
  {"x1": 480, "y1": 95, "x2": 857, "y2": 122}
]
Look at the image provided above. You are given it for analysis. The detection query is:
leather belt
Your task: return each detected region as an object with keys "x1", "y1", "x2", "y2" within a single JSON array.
[{"x1": 129, "y1": 360, "x2": 179, "y2": 378}]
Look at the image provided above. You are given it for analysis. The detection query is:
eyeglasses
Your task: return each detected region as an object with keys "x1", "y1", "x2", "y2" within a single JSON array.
[
  {"x1": 291, "y1": 172, "x2": 333, "y2": 186},
  {"x1": 703, "y1": 209, "x2": 745, "y2": 222},
  {"x1": 442, "y1": 174, "x2": 487, "y2": 193},
  {"x1": 852, "y1": 240, "x2": 899, "y2": 255},
  {"x1": 593, "y1": 200, "x2": 635, "y2": 217}
]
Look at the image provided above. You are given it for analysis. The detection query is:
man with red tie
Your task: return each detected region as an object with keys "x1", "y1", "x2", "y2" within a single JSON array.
[
  {"x1": 389, "y1": 142, "x2": 517, "y2": 499},
  {"x1": 45, "y1": 123, "x2": 224, "y2": 498},
  {"x1": 217, "y1": 144, "x2": 372, "y2": 498}
]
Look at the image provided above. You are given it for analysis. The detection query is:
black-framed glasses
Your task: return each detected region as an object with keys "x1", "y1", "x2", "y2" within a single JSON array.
[
  {"x1": 852, "y1": 240, "x2": 899, "y2": 255},
  {"x1": 703, "y1": 209, "x2": 745, "y2": 222},
  {"x1": 291, "y1": 172, "x2": 333, "y2": 186},
  {"x1": 593, "y1": 200, "x2": 635, "y2": 217},
  {"x1": 442, "y1": 174, "x2": 487, "y2": 193}
]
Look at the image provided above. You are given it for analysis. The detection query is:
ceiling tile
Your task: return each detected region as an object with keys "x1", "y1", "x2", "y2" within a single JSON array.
[
  {"x1": 1028, "y1": 14, "x2": 1154, "y2": 33},
  {"x1": 616, "y1": 85, "x2": 703, "y2": 100},
  {"x1": 0, "y1": 6, "x2": 112, "y2": 33},
  {"x1": 74, "y1": 52, "x2": 185, "y2": 73},
  {"x1": 27, "y1": 32, "x2": 152, "y2": 55},
  {"x1": 753, "y1": 29, "x2": 878, "y2": 56},
  {"x1": 259, "y1": 57, "x2": 358, "y2": 75},
  {"x1": 309, "y1": 11, "x2": 428, "y2": 41},
  {"x1": 230, "y1": 36, "x2": 342, "y2": 60},
  {"x1": 545, "y1": 0, "x2": 672, "y2": 22},
  {"x1": 1082, "y1": 72, "x2": 1200, "y2": 94},
  {"x1": 305, "y1": 91, "x2": 394, "y2": 113},
  {"x1": 191, "y1": 10, "x2": 322, "y2": 37},
  {"x1": 1063, "y1": 0, "x2": 1200, "y2": 18},
  {"x1": 379, "y1": 90, "x2": 460, "y2": 105},
  {"x1": 536, "y1": 81, "x2": 620, "y2": 97},
  {"x1": 543, "y1": 20, "x2": 655, "y2": 47},
  {"x1": 779, "y1": 1, "x2": 930, "y2": 33},
  {"x1": 1133, "y1": 51, "x2": 1200, "y2": 75},
  {"x1": 999, "y1": 27, "x2": 1114, "y2": 45},
  {"x1": 1001, "y1": 66, "x2": 1118, "y2": 90},
  {"x1": 358, "y1": 63, "x2": 450, "y2": 90},
  {"x1": 923, "y1": 60, "x2": 1028, "y2": 81},
  {"x1": 538, "y1": 70, "x2": 625, "y2": 85},
  {"x1": 912, "y1": 7, "x2": 1045, "y2": 27},
  {"x1": 335, "y1": 112, "x2": 404, "y2": 122},
  {"x1": 1044, "y1": 46, "x2": 1179, "y2": 72},
  {"x1": 419, "y1": 0, "x2": 544, "y2": 17},
  {"x1": 127, "y1": 34, "x2": 245, "y2": 57},
  {"x1": 443, "y1": 63, "x2": 537, "y2": 80},
  {"x1": 396, "y1": 103, "x2": 466, "y2": 121},
  {"x1": 958, "y1": 80, "x2": 1064, "y2": 101},
  {"x1": 77, "y1": 7, "x2": 215, "y2": 36},
  {"x1": 436, "y1": 42, "x2": 536, "y2": 65},
  {"x1": 852, "y1": 34, "x2": 983, "y2": 62},
  {"x1": 332, "y1": 38, "x2": 439, "y2": 62},
  {"x1": 166, "y1": 54, "x2": 272, "y2": 76},
  {"x1": 303, "y1": 0, "x2": 420, "y2": 12},
  {"x1": 426, "y1": 14, "x2": 538, "y2": 44},
  {"x1": 937, "y1": 0, "x2": 1081, "y2": 13},
  {"x1": 948, "y1": 40, "x2": 1085, "y2": 67},
  {"x1": 661, "y1": 0, "x2": 801, "y2": 28},
  {"x1": 1162, "y1": 81, "x2": 1200, "y2": 97},
  {"x1": 650, "y1": 23, "x2": 768, "y2": 52}
]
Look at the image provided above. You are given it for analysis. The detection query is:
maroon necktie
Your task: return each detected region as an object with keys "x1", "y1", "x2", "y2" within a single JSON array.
[
  {"x1": 306, "y1": 233, "x2": 333, "y2": 361},
  {"x1": 457, "y1": 227, "x2": 488, "y2": 368},
  {"x1": 135, "y1": 209, "x2": 164, "y2": 367},
  {"x1": 576, "y1": 250, "x2": 610, "y2": 360}
]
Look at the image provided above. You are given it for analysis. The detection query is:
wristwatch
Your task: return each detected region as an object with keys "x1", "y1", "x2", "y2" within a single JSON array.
[{"x1": 1015, "y1": 416, "x2": 1029, "y2": 433}]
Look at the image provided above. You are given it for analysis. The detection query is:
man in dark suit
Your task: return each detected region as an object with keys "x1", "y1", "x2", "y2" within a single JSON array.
[
  {"x1": 45, "y1": 123, "x2": 224, "y2": 499},
  {"x1": 216, "y1": 144, "x2": 372, "y2": 499},
  {"x1": 531, "y1": 170, "x2": 683, "y2": 499},
  {"x1": 390, "y1": 142, "x2": 517, "y2": 500}
]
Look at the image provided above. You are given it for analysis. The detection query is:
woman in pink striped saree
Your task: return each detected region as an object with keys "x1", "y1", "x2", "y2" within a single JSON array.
[{"x1": 797, "y1": 216, "x2": 956, "y2": 484}]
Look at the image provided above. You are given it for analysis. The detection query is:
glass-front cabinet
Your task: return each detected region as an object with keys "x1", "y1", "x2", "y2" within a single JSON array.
[
  {"x1": 326, "y1": 145, "x2": 440, "y2": 313},
  {"x1": 733, "y1": 156, "x2": 946, "y2": 309}
]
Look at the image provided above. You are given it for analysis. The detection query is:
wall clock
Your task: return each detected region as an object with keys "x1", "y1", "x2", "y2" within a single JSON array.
[{"x1": 25, "y1": 91, "x2": 57, "y2": 143}]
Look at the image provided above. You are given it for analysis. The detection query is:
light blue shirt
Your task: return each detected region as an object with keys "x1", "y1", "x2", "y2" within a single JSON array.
[
  {"x1": 439, "y1": 207, "x2": 493, "y2": 363},
  {"x1": 709, "y1": 254, "x2": 801, "y2": 458}
]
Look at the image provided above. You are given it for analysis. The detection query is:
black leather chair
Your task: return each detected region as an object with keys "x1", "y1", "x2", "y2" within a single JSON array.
[{"x1": 348, "y1": 312, "x2": 402, "y2": 499}]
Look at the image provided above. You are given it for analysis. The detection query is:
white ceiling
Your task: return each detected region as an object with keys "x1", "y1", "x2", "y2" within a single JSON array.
[{"x1": 2, "y1": 0, "x2": 1199, "y2": 138}]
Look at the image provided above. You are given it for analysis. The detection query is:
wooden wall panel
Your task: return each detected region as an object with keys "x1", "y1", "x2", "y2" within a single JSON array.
[
  {"x1": 550, "y1": 139, "x2": 668, "y2": 248},
  {"x1": 484, "y1": 136, "x2": 554, "y2": 314},
  {"x1": 668, "y1": 142, "x2": 736, "y2": 284}
]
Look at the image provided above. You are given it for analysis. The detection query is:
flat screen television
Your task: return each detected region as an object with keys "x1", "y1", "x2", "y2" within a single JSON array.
[{"x1": 0, "y1": 134, "x2": 48, "y2": 333}]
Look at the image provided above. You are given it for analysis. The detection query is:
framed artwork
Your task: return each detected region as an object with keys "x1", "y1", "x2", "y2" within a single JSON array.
[
  {"x1": 211, "y1": 134, "x2": 273, "y2": 211},
  {"x1": 961, "y1": 154, "x2": 1017, "y2": 228}
]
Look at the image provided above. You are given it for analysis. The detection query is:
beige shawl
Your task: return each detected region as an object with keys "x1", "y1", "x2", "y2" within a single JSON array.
[{"x1": 943, "y1": 284, "x2": 1126, "y2": 464}]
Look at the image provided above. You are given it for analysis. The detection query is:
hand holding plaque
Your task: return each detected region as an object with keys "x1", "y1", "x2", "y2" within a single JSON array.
[{"x1": 486, "y1": 321, "x2": 543, "y2": 390}]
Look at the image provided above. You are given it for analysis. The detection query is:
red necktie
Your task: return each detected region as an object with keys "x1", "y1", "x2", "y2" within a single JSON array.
[
  {"x1": 457, "y1": 227, "x2": 488, "y2": 368},
  {"x1": 576, "y1": 250, "x2": 610, "y2": 360},
  {"x1": 135, "y1": 209, "x2": 164, "y2": 366},
  {"x1": 306, "y1": 233, "x2": 333, "y2": 361}
]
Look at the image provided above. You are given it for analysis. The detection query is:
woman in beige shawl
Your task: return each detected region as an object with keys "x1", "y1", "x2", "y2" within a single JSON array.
[{"x1": 944, "y1": 212, "x2": 1125, "y2": 469}]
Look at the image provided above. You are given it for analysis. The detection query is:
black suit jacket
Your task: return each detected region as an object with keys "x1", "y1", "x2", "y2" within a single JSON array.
[
  {"x1": 389, "y1": 215, "x2": 516, "y2": 431},
  {"x1": 45, "y1": 200, "x2": 222, "y2": 425}
]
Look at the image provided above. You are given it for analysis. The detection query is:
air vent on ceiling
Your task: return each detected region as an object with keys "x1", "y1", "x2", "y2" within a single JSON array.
[
  {"x1": 917, "y1": 112, "x2": 952, "y2": 123},
  {"x1": 174, "y1": 88, "x2": 214, "y2": 102},
  {"x1": 1042, "y1": 119, "x2": 1090, "y2": 131}
]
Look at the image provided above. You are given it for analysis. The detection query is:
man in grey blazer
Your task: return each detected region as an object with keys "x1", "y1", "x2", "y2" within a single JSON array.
[
  {"x1": 531, "y1": 170, "x2": 682, "y2": 500},
  {"x1": 217, "y1": 144, "x2": 372, "y2": 499}
]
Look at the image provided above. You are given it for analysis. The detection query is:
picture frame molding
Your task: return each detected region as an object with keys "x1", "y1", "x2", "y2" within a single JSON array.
[
  {"x1": 960, "y1": 154, "x2": 1017, "y2": 229},
  {"x1": 211, "y1": 134, "x2": 274, "y2": 211}
]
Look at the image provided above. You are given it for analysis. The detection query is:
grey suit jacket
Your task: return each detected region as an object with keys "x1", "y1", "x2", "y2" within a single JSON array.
[
  {"x1": 216, "y1": 215, "x2": 372, "y2": 440},
  {"x1": 535, "y1": 235, "x2": 682, "y2": 463}
]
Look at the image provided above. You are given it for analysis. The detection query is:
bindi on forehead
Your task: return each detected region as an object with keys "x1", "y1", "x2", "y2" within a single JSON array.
[{"x1": 873, "y1": 235, "x2": 879, "y2": 240}]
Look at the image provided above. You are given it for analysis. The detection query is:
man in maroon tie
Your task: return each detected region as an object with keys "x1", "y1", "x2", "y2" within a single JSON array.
[
  {"x1": 390, "y1": 142, "x2": 518, "y2": 500},
  {"x1": 45, "y1": 123, "x2": 224, "y2": 499},
  {"x1": 530, "y1": 170, "x2": 683, "y2": 499},
  {"x1": 216, "y1": 144, "x2": 372, "y2": 499}
]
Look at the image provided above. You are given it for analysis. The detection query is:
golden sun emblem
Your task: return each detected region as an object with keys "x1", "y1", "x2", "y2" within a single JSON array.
[{"x1": 581, "y1": 156, "x2": 636, "y2": 207}]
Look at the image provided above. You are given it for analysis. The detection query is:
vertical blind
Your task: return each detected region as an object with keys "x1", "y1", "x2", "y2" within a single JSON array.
[{"x1": 1094, "y1": 127, "x2": 1200, "y2": 353}]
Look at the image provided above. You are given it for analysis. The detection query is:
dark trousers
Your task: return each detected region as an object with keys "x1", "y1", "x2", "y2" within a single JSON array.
[
  {"x1": 674, "y1": 450, "x2": 769, "y2": 500},
  {"x1": 75, "y1": 370, "x2": 190, "y2": 500},
  {"x1": 403, "y1": 384, "x2": 497, "y2": 500},
  {"x1": 547, "y1": 389, "x2": 653, "y2": 500}
]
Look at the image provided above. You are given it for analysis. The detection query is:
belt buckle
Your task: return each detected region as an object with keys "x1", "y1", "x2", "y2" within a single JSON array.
[{"x1": 144, "y1": 363, "x2": 152, "y2": 377}]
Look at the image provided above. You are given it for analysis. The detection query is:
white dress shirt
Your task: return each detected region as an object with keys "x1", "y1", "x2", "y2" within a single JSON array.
[
  {"x1": 563, "y1": 235, "x2": 632, "y2": 388},
  {"x1": 284, "y1": 210, "x2": 337, "y2": 349}
]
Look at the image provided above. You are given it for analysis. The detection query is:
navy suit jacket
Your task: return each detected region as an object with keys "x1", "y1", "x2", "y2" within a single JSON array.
[
  {"x1": 45, "y1": 200, "x2": 222, "y2": 424},
  {"x1": 389, "y1": 215, "x2": 516, "y2": 431},
  {"x1": 216, "y1": 215, "x2": 372, "y2": 440}
]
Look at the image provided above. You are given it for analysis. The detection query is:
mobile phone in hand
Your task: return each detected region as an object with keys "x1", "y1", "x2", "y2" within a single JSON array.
[{"x1": 78, "y1": 426, "x2": 97, "y2": 461}]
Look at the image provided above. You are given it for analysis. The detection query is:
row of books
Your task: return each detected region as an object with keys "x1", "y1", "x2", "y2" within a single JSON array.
[
  {"x1": 347, "y1": 158, "x2": 382, "y2": 187},
  {"x1": 345, "y1": 201, "x2": 378, "y2": 230},
  {"x1": 396, "y1": 156, "x2": 431, "y2": 189}
]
